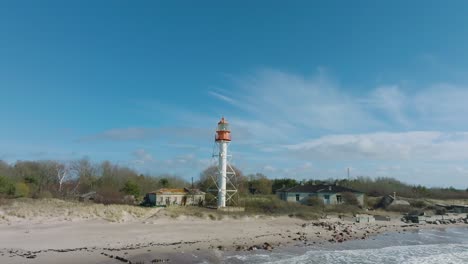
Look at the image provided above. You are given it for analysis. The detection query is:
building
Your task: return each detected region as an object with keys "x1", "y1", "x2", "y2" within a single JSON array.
[
  {"x1": 435, "y1": 203, "x2": 468, "y2": 214},
  {"x1": 143, "y1": 188, "x2": 205, "y2": 206},
  {"x1": 78, "y1": 191, "x2": 100, "y2": 202},
  {"x1": 376, "y1": 193, "x2": 410, "y2": 209},
  {"x1": 276, "y1": 184, "x2": 364, "y2": 206}
]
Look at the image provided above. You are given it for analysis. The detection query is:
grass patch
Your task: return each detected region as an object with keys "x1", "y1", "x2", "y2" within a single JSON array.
[
  {"x1": 242, "y1": 195, "x2": 322, "y2": 220},
  {"x1": 323, "y1": 204, "x2": 362, "y2": 215},
  {"x1": 164, "y1": 205, "x2": 222, "y2": 220}
]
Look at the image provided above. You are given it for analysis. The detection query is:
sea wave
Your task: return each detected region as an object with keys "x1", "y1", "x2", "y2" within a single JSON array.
[{"x1": 225, "y1": 228, "x2": 468, "y2": 264}]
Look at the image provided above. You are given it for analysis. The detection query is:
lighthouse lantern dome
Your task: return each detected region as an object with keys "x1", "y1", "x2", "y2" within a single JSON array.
[
  {"x1": 215, "y1": 117, "x2": 231, "y2": 141},
  {"x1": 217, "y1": 117, "x2": 230, "y2": 131}
]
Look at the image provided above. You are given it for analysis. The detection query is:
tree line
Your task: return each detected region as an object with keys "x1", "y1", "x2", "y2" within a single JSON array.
[
  {"x1": 0, "y1": 159, "x2": 188, "y2": 202},
  {"x1": 1, "y1": 159, "x2": 467, "y2": 202},
  {"x1": 269, "y1": 177, "x2": 468, "y2": 200}
]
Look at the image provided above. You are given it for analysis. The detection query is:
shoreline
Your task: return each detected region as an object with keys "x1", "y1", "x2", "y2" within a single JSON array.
[{"x1": 1, "y1": 214, "x2": 467, "y2": 264}]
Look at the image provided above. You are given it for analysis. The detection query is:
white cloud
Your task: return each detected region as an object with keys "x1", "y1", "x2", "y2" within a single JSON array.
[
  {"x1": 367, "y1": 85, "x2": 410, "y2": 126},
  {"x1": 414, "y1": 84, "x2": 468, "y2": 125},
  {"x1": 285, "y1": 131, "x2": 468, "y2": 161},
  {"x1": 214, "y1": 69, "x2": 468, "y2": 141},
  {"x1": 132, "y1": 149, "x2": 154, "y2": 164},
  {"x1": 225, "y1": 68, "x2": 380, "y2": 133},
  {"x1": 262, "y1": 165, "x2": 277, "y2": 172}
]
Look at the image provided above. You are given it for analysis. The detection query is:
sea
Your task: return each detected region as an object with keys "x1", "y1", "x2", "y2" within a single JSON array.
[{"x1": 221, "y1": 227, "x2": 468, "y2": 264}]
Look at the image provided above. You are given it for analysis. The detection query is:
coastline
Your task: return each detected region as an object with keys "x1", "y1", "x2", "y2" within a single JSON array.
[{"x1": 1, "y1": 212, "x2": 467, "y2": 264}]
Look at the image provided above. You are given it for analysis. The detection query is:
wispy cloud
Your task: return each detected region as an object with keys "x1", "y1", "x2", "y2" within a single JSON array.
[
  {"x1": 208, "y1": 90, "x2": 238, "y2": 105},
  {"x1": 414, "y1": 84, "x2": 468, "y2": 126},
  {"x1": 213, "y1": 69, "x2": 384, "y2": 142},
  {"x1": 205, "y1": 68, "x2": 468, "y2": 186},
  {"x1": 367, "y1": 85, "x2": 410, "y2": 127},
  {"x1": 213, "y1": 68, "x2": 468, "y2": 142},
  {"x1": 132, "y1": 149, "x2": 154, "y2": 164},
  {"x1": 285, "y1": 131, "x2": 468, "y2": 161},
  {"x1": 74, "y1": 68, "x2": 468, "y2": 186}
]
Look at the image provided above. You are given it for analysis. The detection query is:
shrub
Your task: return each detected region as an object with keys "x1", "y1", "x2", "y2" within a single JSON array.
[
  {"x1": 120, "y1": 180, "x2": 141, "y2": 197},
  {"x1": 292, "y1": 211, "x2": 319, "y2": 220},
  {"x1": 242, "y1": 195, "x2": 321, "y2": 219},
  {"x1": 435, "y1": 207, "x2": 447, "y2": 215},
  {"x1": 411, "y1": 200, "x2": 427, "y2": 208},
  {"x1": 342, "y1": 192, "x2": 359, "y2": 206},
  {"x1": 95, "y1": 188, "x2": 124, "y2": 204},
  {"x1": 15, "y1": 182, "x2": 30, "y2": 197},
  {"x1": 208, "y1": 214, "x2": 216, "y2": 220},
  {"x1": 386, "y1": 204, "x2": 413, "y2": 213},
  {"x1": 37, "y1": 191, "x2": 54, "y2": 199},
  {"x1": 204, "y1": 193, "x2": 217, "y2": 206},
  {"x1": 0, "y1": 176, "x2": 15, "y2": 196},
  {"x1": 306, "y1": 196, "x2": 324, "y2": 207},
  {"x1": 325, "y1": 204, "x2": 361, "y2": 215},
  {"x1": 365, "y1": 196, "x2": 379, "y2": 208}
]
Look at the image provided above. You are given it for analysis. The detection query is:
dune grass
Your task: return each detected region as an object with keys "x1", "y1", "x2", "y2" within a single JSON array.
[
  {"x1": 0, "y1": 196, "x2": 369, "y2": 224},
  {"x1": 0, "y1": 198, "x2": 159, "y2": 222}
]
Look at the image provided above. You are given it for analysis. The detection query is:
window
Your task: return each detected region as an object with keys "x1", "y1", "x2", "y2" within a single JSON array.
[
  {"x1": 324, "y1": 195, "x2": 330, "y2": 204},
  {"x1": 296, "y1": 194, "x2": 300, "y2": 201},
  {"x1": 336, "y1": 195, "x2": 342, "y2": 204}
]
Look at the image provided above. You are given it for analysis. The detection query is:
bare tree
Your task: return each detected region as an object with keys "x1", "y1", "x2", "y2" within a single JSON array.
[
  {"x1": 71, "y1": 158, "x2": 96, "y2": 194},
  {"x1": 56, "y1": 163, "x2": 68, "y2": 193},
  {"x1": 53, "y1": 162, "x2": 78, "y2": 194},
  {"x1": 197, "y1": 165, "x2": 246, "y2": 194}
]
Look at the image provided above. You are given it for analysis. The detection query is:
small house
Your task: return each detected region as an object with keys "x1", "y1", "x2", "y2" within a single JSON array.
[
  {"x1": 79, "y1": 191, "x2": 101, "y2": 202},
  {"x1": 143, "y1": 188, "x2": 205, "y2": 206},
  {"x1": 276, "y1": 184, "x2": 364, "y2": 206}
]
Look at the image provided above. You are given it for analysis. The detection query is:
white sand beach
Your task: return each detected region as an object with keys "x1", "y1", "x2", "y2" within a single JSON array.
[{"x1": 1, "y1": 199, "x2": 466, "y2": 264}]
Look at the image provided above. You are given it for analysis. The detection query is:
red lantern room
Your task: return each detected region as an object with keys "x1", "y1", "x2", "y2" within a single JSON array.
[{"x1": 215, "y1": 117, "x2": 231, "y2": 141}]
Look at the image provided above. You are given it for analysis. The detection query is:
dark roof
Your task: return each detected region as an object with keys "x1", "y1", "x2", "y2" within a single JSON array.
[
  {"x1": 277, "y1": 184, "x2": 362, "y2": 194},
  {"x1": 275, "y1": 186, "x2": 289, "y2": 192},
  {"x1": 148, "y1": 188, "x2": 205, "y2": 195}
]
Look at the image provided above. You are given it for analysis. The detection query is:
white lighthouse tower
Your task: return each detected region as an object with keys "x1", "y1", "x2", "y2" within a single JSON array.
[{"x1": 215, "y1": 117, "x2": 231, "y2": 208}]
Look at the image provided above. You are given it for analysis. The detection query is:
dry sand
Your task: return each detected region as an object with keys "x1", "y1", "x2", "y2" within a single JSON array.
[{"x1": 0, "y1": 199, "x2": 466, "y2": 264}]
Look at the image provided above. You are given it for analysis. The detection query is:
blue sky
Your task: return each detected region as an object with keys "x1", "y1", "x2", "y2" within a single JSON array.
[{"x1": 2, "y1": 1, "x2": 468, "y2": 187}]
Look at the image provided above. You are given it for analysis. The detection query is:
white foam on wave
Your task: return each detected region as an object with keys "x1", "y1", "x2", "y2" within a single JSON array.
[
  {"x1": 225, "y1": 253, "x2": 280, "y2": 263},
  {"x1": 266, "y1": 243, "x2": 468, "y2": 264},
  {"x1": 404, "y1": 251, "x2": 468, "y2": 264},
  {"x1": 445, "y1": 228, "x2": 468, "y2": 237}
]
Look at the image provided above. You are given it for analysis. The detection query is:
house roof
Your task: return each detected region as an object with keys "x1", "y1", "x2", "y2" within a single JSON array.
[
  {"x1": 148, "y1": 188, "x2": 205, "y2": 195},
  {"x1": 275, "y1": 186, "x2": 289, "y2": 192},
  {"x1": 79, "y1": 191, "x2": 97, "y2": 198},
  {"x1": 278, "y1": 184, "x2": 362, "y2": 194},
  {"x1": 153, "y1": 188, "x2": 187, "y2": 195}
]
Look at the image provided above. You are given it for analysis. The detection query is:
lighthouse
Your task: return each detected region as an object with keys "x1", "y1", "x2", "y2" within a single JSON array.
[{"x1": 215, "y1": 117, "x2": 231, "y2": 208}]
